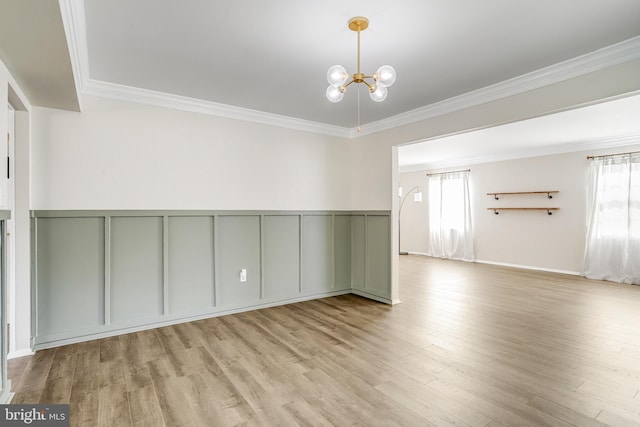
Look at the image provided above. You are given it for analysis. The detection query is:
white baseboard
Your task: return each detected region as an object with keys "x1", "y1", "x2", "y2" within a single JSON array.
[
  {"x1": 351, "y1": 289, "x2": 393, "y2": 305},
  {"x1": 404, "y1": 253, "x2": 581, "y2": 276},
  {"x1": 33, "y1": 290, "x2": 354, "y2": 351},
  {"x1": 8, "y1": 348, "x2": 34, "y2": 360},
  {"x1": 474, "y1": 259, "x2": 580, "y2": 276},
  {"x1": 405, "y1": 252, "x2": 474, "y2": 263}
]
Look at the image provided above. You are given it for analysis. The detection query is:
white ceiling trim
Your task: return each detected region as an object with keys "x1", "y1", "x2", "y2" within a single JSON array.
[
  {"x1": 361, "y1": 36, "x2": 640, "y2": 137},
  {"x1": 399, "y1": 133, "x2": 640, "y2": 173},
  {"x1": 60, "y1": 1, "x2": 640, "y2": 138},
  {"x1": 59, "y1": 0, "x2": 351, "y2": 138},
  {"x1": 82, "y1": 78, "x2": 352, "y2": 138},
  {"x1": 58, "y1": 0, "x2": 88, "y2": 108}
]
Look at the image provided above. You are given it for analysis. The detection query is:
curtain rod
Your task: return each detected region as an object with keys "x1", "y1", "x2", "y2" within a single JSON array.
[
  {"x1": 587, "y1": 150, "x2": 640, "y2": 160},
  {"x1": 426, "y1": 169, "x2": 470, "y2": 177}
]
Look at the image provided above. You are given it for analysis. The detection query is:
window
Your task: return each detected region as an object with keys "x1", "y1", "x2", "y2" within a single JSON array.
[
  {"x1": 427, "y1": 171, "x2": 474, "y2": 261},
  {"x1": 584, "y1": 154, "x2": 640, "y2": 284}
]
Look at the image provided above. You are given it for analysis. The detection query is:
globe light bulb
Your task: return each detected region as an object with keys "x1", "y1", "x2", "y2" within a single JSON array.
[
  {"x1": 374, "y1": 65, "x2": 396, "y2": 87},
  {"x1": 326, "y1": 85, "x2": 344, "y2": 103},
  {"x1": 327, "y1": 65, "x2": 349, "y2": 87},
  {"x1": 369, "y1": 84, "x2": 388, "y2": 102}
]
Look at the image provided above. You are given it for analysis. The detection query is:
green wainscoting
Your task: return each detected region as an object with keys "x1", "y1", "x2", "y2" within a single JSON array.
[
  {"x1": 31, "y1": 210, "x2": 391, "y2": 349},
  {"x1": 0, "y1": 211, "x2": 11, "y2": 403}
]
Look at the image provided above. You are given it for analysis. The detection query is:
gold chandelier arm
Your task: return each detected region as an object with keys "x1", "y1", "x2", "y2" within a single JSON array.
[
  {"x1": 342, "y1": 79, "x2": 356, "y2": 89},
  {"x1": 362, "y1": 80, "x2": 375, "y2": 92}
]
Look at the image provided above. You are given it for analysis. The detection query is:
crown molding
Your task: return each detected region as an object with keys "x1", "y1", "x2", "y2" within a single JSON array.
[
  {"x1": 359, "y1": 36, "x2": 640, "y2": 137},
  {"x1": 60, "y1": 0, "x2": 640, "y2": 139},
  {"x1": 58, "y1": 0, "x2": 88, "y2": 110},
  {"x1": 59, "y1": 0, "x2": 350, "y2": 137},
  {"x1": 399, "y1": 134, "x2": 640, "y2": 173},
  {"x1": 82, "y1": 79, "x2": 352, "y2": 138}
]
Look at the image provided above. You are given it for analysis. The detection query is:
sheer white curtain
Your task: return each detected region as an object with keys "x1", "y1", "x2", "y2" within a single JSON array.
[
  {"x1": 584, "y1": 154, "x2": 640, "y2": 285},
  {"x1": 427, "y1": 171, "x2": 474, "y2": 261}
]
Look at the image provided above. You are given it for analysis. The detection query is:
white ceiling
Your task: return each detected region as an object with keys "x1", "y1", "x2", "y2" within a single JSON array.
[
  {"x1": 0, "y1": 0, "x2": 79, "y2": 111},
  {"x1": 1, "y1": 0, "x2": 640, "y2": 157},
  {"x1": 79, "y1": 0, "x2": 640, "y2": 129},
  {"x1": 398, "y1": 93, "x2": 640, "y2": 171}
]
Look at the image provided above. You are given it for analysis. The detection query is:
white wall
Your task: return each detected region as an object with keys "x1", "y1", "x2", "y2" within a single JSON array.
[
  {"x1": 32, "y1": 96, "x2": 352, "y2": 210},
  {"x1": 18, "y1": 53, "x2": 640, "y2": 354},
  {"x1": 471, "y1": 153, "x2": 587, "y2": 272},
  {"x1": 400, "y1": 143, "x2": 640, "y2": 274},
  {"x1": 28, "y1": 62, "x2": 640, "y2": 216},
  {"x1": 351, "y1": 60, "x2": 640, "y2": 211},
  {"x1": 350, "y1": 60, "x2": 640, "y2": 300}
]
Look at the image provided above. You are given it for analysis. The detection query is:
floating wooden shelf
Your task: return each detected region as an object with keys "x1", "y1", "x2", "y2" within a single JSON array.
[
  {"x1": 487, "y1": 191, "x2": 559, "y2": 200},
  {"x1": 488, "y1": 207, "x2": 559, "y2": 215}
]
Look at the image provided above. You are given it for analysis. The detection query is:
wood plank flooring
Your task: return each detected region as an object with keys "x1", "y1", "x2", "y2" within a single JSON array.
[{"x1": 9, "y1": 256, "x2": 640, "y2": 426}]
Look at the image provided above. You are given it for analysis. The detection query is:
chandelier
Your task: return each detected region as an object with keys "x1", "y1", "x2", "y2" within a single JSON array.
[{"x1": 326, "y1": 17, "x2": 397, "y2": 104}]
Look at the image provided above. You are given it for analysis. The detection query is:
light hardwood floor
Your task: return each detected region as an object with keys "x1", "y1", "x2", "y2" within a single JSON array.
[{"x1": 9, "y1": 256, "x2": 640, "y2": 426}]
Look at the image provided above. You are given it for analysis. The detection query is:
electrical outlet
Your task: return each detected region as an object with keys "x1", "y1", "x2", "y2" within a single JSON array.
[{"x1": 240, "y1": 268, "x2": 247, "y2": 282}]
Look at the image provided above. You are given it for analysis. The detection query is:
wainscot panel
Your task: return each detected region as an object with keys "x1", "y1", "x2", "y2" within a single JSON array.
[
  {"x1": 110, "y1": 216, "x2": 164, "y2": 323},
  {"x1": 350, "y1": 215, "x2": 366, "y2": 291},
  {"x1": 35, "y1": 217, "x2": 105, "y2": 336},
  {"x1": 31, "y1": 210, "x2": 391, "y2": 349},
  {"x1": 301, "y1": 215, "x2": 333, "y2": 293},
  {"x1": 217, "y1": 215, "x2": 261, "y2": 307},
  {"x1": 365, "y1": 215, "x2": 392, "y2": 299},
  {"x1": 168, "y1": 216, "x2": 215, "y2": 314},
  {"x1": 263, "y1": 215, "x2": 300, "y2": 299},
  {"x1": 333, "y1": 215, "x2": 352, "y2": 290}
]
